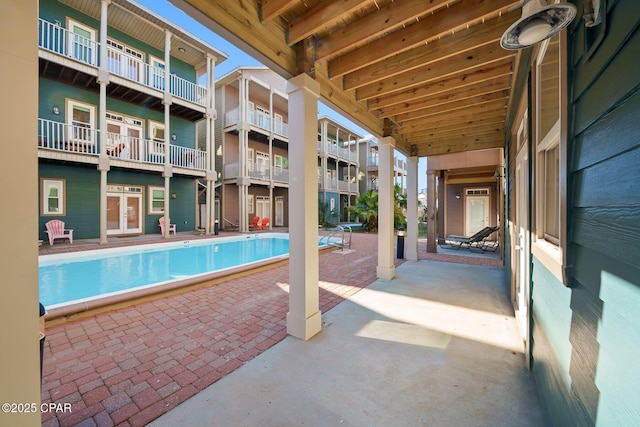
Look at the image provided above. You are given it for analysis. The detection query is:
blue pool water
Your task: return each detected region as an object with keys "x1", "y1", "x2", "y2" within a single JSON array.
[{"x1": 40, "y1": 234, "x2": 295, "y2": 308}]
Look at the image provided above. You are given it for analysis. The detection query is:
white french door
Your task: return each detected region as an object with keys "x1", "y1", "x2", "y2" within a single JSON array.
[
  {"x1": 465, "y1": 189, "x2": 490, "y2": 236},
  {"x1": 256, "y1": 196, "x2": 270, "y2": 222},
  {"x1": 107, "y1": 186, "x2": 143, "y2": 235}
]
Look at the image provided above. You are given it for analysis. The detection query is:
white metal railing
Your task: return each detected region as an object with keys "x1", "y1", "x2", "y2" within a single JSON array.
[
  {"x1": 224, "y1": 107, "x2": 289, "y2": 138},
  {"x1": 38, "y1": 118, "x2": 99, "y2": 155},
  {"x1": 327, "y1": 144, "x2": 338, "y2": 156},
  {"x1": 39, "y1": 118, "x2": 205, "y2": 170},
  {"x1": 272, "y1": 166, "x2": 289, "y2": 183},
  {"x1": 39, "y1": 19, "x2": 98, "y2": 67},
  {"x1": 223, "y1": 162, "x2": 289, "y2": 183},
  {"x1": 367, "y1": 155, "x2": 379, "y2": 166},
  {"x1": 170, "y1": 74, "x2": 207, "y2": 106},
  {"x1": 39, "y1": 19, "x2": 206, "y2": 106}
]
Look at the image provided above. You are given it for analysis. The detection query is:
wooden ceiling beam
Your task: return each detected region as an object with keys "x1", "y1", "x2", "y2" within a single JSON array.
[
  {"x1": 402, "y1": 117, "x2": 504, "y2": 138},
  {"x1": 260, "y1": 0, "x2": 298, "y2": 23},
  {"x1": 287, "y1": 0, "x2": 372, "y2": 46},
  {"x1": 398, "y1": 98, "x2": 507, "y2": 123},
  {"x1": 402, "y1": 121, "x2": 505, "y2": 140},
  {"x1": 412, "y1": 133, "x2": 505, "y2": 157},
  {"x1": 356, "y1": 43, "x2": 512, "y2": 101},
  {"x1": 401, "y1": 109, "x2": 508, "y2": 132},
  {"x1": 376, "y1": 77, "x2": 511, "y2": 118},
  {"x1": 367, "y1": 59, "x2": 513, "y2": 110},
  {"x1": 395, "y1": 92, "x2": 509, "y2": 122},
  {"x1": 315, "y1": 0, "x2": 450, "y2": 60},
  {"x1": 401, "y1": 116, "x2": 505, "y2": 135},
  {"x1": 329, "y1": 0, "x2": 518, "y2": 78},
  {"x1": 343, "y1": 8, "x2": 519, "y2": 90}
]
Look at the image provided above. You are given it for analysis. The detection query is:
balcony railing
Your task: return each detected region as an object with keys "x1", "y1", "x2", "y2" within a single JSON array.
[
  {"x1": 223, "y1": 162, "x2": 289, "y2": 184},
  {"x1": 39, "y1": 19, "x2": 207, "y2": 107},
  {"x1": 38, "y1": 119, "x2": 206, "y2": 171},
  {"x1": 224, "y1": 108, "x2": 289, "y2": 138}
]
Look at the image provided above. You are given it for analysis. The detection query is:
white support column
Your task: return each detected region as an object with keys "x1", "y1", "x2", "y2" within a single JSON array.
[
  {"x1": 406, "y1": 156, "x2": 419, "y2": 261},
  {"x1": 162, "y1": 30, "x2": 173, "y2": 238},
  {"x1": 426, "y1": 170, "x2": 437, "y2": 253},
  {"x1": 237, "y1": 77, "x2": 249, "y2": 232},
  {"x1": 98, "y1": 0, "x2": 110, "y2": 244},
  {"x1": 377, "y1": 136, "x2": 396, "y2": 280},
  {"x1": 205, "y1": 55, "x2": 217, "y2": 235},
  {"x1": 286, "y1": 73, "x2": 321, "y2": 341}
]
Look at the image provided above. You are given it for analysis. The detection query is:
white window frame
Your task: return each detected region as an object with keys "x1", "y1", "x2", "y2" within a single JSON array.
[
  {"x1": 149, "y1": 55, "x2": 165, "y2": 90},
  {"x1": 148, "y1": 186, "x2": 165, "y2": 214},
  {"x1": 532, "y1": 31, "x2": 568, "y2": 285},
  {"x1": 42, "y1": 179, "x2": 65, "y2": 216},
  {"x1": 66, "y1": 99, "x2": 96, "y2": 146},
  {"x1": 149, "y1": 121, "x2": 165, "y2": 156},
  {"x1": 247, "y1": 194, "x2": 255, "y2": 214},
  {"x1": 67, "y1": 19, "x2": 97, "y2": 65}
]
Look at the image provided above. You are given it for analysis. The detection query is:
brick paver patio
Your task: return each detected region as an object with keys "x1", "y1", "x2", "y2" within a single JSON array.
[{"x1": 40, "y1": 232, "x2": 499, "y2": 426}]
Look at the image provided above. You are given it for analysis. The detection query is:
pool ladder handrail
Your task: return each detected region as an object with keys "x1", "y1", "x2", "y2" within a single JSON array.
[{"x1": 319, "y1": 225, "x2": 352, "y2": 252}]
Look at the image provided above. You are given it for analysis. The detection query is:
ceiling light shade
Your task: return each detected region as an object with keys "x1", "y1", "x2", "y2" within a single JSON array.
[{"x1": 501, "y1": 0, "x2": 577, "y2": 50}]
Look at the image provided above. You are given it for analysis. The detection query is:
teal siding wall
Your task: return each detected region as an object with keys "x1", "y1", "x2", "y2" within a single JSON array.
[
  {"x1": 39, "y1": 164, "x2": 100, "y2": 241},
  {"x1": 530, "y1": 0, "x2": 640, "y2": 425},
  {"x1": 39, "y1": 0, "x2": 196, "y2": 83},
  {"x1": 39, "y1": 165, "x2": 197, "y2": 239}
]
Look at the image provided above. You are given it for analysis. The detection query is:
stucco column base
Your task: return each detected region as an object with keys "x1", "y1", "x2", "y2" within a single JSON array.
[
  {"x1": 287, "y1": 310, "x2": 322, "y2": 341},
  {"x1": 376, "y1": 265, "x2": 396, "y2": 280}
]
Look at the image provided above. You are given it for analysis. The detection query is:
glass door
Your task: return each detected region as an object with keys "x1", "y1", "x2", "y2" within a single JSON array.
[{"x1": 106, "y1": 186, "x2": 143, "y2": 235}]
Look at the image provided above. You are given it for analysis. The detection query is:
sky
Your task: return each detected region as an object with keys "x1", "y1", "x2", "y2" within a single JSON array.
[{"x1": 135, "y1": 0, "x2": 427, "y2": 191}]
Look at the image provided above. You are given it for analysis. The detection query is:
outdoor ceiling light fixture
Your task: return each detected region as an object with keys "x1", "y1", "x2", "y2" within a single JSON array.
[{"x1": 500, "y1": 0, "x2": 577, "y2": 50}]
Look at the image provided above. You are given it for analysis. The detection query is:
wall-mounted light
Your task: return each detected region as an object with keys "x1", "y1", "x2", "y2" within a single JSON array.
[
  {"x1": 52, "y1": 106, "x2": 60, "y2": 115},
  {"x1": 493, "y1": 167, "x2": 505, "y2": 179},
  {"x1": 500, "y1": 0, "x2": 577, "y2": 50},
  {"x1": 171, "y1": 133, "x2": 177, "y2": 141},
  {"x1": 171, "y1": 193, "x2": 177, "y2": 199},
  {"x1": 455, "y1": 192, "x2": 461, "y2": 200}
]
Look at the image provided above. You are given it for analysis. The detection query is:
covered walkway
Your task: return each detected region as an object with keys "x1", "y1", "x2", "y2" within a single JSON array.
[{"x1": 151, "y1": 256, "x2": 543, "y2": 426}]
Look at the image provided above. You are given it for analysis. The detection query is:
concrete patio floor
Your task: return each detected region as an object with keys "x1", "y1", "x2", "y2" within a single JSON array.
[
  {"x1": 150, "y1": 259, "x2": 544, "y2": 427},
  {"x1": 40, "y1": 232, "x2": 543, "y2": 426}
]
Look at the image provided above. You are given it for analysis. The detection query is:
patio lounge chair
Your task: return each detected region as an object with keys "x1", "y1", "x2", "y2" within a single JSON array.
[
  {"x1": 442, "y1": 226, "x2": 499, "y2": 252},
  {"x1": 249, "y1": 216, "x2": 261, "y2": 230},
  {"x1": 159, "y1": 217, "x2": 177, "y2": 235},
  {"x1": 45, "y1": 219, "x2": 73, "y2": 245},
  {"x1": 260, "y1": 217, "x2": 269, "y2": 230}
]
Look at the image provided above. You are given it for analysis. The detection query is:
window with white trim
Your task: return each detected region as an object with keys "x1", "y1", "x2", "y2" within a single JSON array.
[
  {"x1": 149, "y1": 186, "x2": 165, "y2": 214},
  {"x1": 247, "y1": 194, "x2": 254, "y2": 214},
  {"x1": 533, "y1": 30, "x2": 567, "y2": 283},
  {"x1": 66, "y1": 99, "x2": 96, "y2": 147},
  {"x1": 67, "y1": 19, "x2": 96, "y2": 65},
  {"x1": 42, "y1": 179, "x2": 65, "y2": 215},
  {"x1": 149, "y1": 121, "x2": 165, "y2": 156}
]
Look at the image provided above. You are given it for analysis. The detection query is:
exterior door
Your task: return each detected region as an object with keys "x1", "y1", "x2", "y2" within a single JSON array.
[
  {"x1": 515, "y1": 131, "x2": 531, "y2": 365},
  {"x1": 107, "y1": 186, "x2": 143, "y2": 235},
  {"x1": 256, "y1": 196, "x2": 270, "y2": 222},
  {"x1": 275, "y1": 197, "x2": 284, "y2": 226},
  {"x1": 465, "y1": 190, "x2": 490, "y2": 235}
]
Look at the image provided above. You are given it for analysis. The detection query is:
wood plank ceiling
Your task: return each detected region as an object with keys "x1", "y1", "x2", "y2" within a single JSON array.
[{"x1": 171, "y1": 0, "x2": 523, "y2": 157}]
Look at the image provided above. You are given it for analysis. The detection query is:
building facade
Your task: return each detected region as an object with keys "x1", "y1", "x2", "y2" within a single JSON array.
[
  {"x1": 37, "y1": 0, "x2": 226, "y2": 242},
  {"x1": 358, "y1": 136, "x2": 407, "y2": 195},
  {"x1": 317, "y1": 116, "x2": 361, "y2": 224}
]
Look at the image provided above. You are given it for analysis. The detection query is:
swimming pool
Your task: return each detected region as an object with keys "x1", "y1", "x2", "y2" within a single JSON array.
[{"x1": 40, "y1": 233, "x2": 321, "y2": 318}]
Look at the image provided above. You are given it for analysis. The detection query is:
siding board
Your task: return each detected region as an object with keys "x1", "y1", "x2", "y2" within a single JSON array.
[{"x1": 572, "y1": 87, "x2": 640, "y2": 172}]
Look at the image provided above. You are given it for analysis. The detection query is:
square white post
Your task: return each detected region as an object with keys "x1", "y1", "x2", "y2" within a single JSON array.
[
  {"x1": 377, "y1": 136, "x2": 396, "y2": 279},
  {"x1": 286, "y1": 74, "x2": 322, "y2": 340},
  {"x1": 406, "y1": 156, "x2": 419, "y2": 260}
]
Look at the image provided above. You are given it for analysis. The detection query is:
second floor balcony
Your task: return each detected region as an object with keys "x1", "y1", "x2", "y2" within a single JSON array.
[
  {"x1": 38, "y1": 19, "x2": 207, "y2": 108},
  {"x1": 38, "y1": 118, "x2": 207, "y2": 173},
  {"x1": 224, "y1": 108, "x2": 289, "y2": 140},
  {"x1": 317, "y1": 141, "x2": 358, "y2": 163},
  {"x1": 223, "y1": 162, "x2": 289, "y2": 184},
  {"x1": 318, "y1": 176, "x2": 358, "y2": 193}
]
